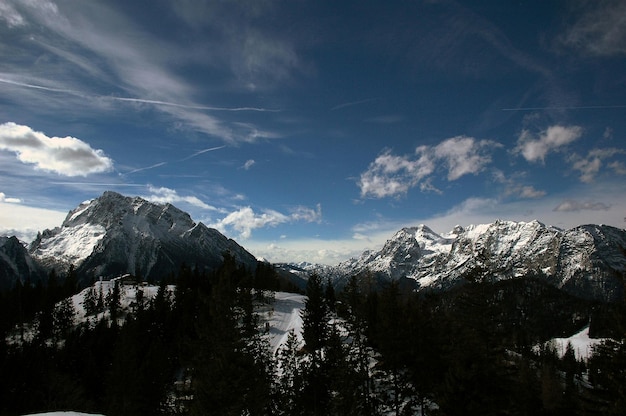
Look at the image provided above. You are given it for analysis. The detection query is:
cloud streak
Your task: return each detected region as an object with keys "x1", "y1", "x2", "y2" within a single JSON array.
[
  {"x1": 144, "y1": 185, "x2": 218, "y2": 211},
  {"x1": 1, "y1": 1, "x2": 282, "y2": 144},
  {"x1": 553, "y1": 200, "x2": 610, "y2": 212},
  {"x1": 0, "y1": 122, "x2": 113, "y2": 176}
]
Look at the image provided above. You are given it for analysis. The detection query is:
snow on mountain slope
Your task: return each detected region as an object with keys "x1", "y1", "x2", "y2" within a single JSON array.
[
  {"x1": 0, "y1": 235, "x2": 45, "y2": 289},
  {"x1": 28, "y1": 191, "x2": 258, "y2": 282},
  {"x1": 328, "y1": 220, "x2": 626, "y2": 301},
  {"x1": 30, "y1": 223, "x2": 105, "y2": 266}
]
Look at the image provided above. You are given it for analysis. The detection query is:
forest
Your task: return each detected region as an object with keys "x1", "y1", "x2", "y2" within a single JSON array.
[{"x1": 0, "y1": 256, "x2": 625, "y2": 416}]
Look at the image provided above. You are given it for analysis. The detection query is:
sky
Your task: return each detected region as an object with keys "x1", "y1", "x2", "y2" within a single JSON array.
[{"x1": 1, "y1": 0, "x2": 626, "y2": 265}]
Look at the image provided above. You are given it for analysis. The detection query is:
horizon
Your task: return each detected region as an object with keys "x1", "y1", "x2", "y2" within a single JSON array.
[
  {"x1": 1, "y1": 1, "x2": 626, "y2": 264},
  {"x1": 8, "y1": 188, "x2": 626, "y2": 267}
]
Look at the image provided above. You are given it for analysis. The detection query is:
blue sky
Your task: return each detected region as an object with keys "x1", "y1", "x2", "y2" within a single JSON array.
[{"x1": 1, "y1": 0, "x2": 625, "y2": 265}]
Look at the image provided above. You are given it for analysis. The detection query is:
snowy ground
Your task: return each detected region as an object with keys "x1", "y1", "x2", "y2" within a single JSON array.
[
  {"x1": 549, "y1": 326, "x2": 607, "y2": 361},
  {"x1": 24, "y1": 413, "x2": 104, "y2": 416},
  {"x1": 261, "y1": 291, "x2": 306, "y2": 354}
]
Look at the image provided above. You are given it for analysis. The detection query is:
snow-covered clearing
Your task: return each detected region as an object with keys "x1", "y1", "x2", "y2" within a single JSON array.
[
  {"x1": 550, "y1": 326, "x2": 608, "y2": 361},
  {"x1": 262, "y1": 291, "x2": 306, "y2": 354}
]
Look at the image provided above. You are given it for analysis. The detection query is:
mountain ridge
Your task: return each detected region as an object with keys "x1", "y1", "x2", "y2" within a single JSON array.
[
  {"x1": 319, "y1": 219, "x2": 626, "y2": 302},
  {"x1": 1, "y1": 193, "x2": 625, "y2": 302},
  {"x1": 26, "y1": 191, "x2": 258, "y2": 284}
]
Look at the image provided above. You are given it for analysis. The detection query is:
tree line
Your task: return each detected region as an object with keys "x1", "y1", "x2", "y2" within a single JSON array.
[{"x1": 0, "y1": 259, "x2": 625, "y2": 415}]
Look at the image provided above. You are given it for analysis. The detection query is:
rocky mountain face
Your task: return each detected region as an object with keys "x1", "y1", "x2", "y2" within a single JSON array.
[
  {"x1": 0, "y1": 236, "x2": 45, "y2": 289},
  {"x1": 27, "y1": 191, "x2": 258, "y2": 284},
  {"x1": 326, "y1": 220, "x2": 626, "y2": 302}
]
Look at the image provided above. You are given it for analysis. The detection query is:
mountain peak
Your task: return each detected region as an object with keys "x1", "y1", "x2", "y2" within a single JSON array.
[{"x1": 28, "y1": 192, "x2": 257, "y2": 283}]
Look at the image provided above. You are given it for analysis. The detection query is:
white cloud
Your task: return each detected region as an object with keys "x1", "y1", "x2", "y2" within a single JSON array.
[
  {"x1": 213, "y1": 203, "x2": 322, "y2": 239},
  {"x1": 608, "y1": 160, "x2": 626, "y2": 175},
  {"x1": 243, "y1": 159, "x2": 255, "y2": 170},
  {"x1": 568, "y1": 148, "x2": 626, "y2": 182},
  {"x1": 359, "y1": 136, "x2": 499, "y2": 198},
  {"x1": 289, "y1": 204, "x2": 322, "y2": 223},
  {"x1": 494, "y1": 170, "x2": 547, "y2": 199},
  {"x1": 214, "y1": 207, "x2": 288, "y2": 239},
  {"x1": 434, "y1": 136, "x2": 498, "y2": 180},
  {"x1": 0, "y1": 1, "x2": 25, "y2": 27},
  {"x1": 515, "y1": 125, "x2": 582, "y2": 163},
  {"x1": 553, "y1": 199, "x2": 610, "y2": 213},
  {"x1": 0, "y1": 122, "x2": 113, "y2": 176},
  {"x1": 518, "y1": 186, "x2": 547, "y2": 199},
  {"x1": 0, "y1": 192, "x2": 21, "y2": 203},
  {"x1": 144, "y1": 185, "x2": 217, "y2": 211}
]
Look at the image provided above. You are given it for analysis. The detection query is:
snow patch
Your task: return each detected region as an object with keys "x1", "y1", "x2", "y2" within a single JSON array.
[
  {"x1": 263, "y1": 292, "x2": 306, "y2": 354},
  {"x1": 32, "y1": 223, "x2": 105, "y2": 266},
  {"x1": 543, "y1": 326, "x2": 608, "y2": 361}
]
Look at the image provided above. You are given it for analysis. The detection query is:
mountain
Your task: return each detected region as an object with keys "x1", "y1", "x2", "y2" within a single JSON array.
[
  {"x1": 0, "y1": 236, "x2": 45, "y2": 289},
  {"x1": 28, "y1": 191, "x2": 258, "y2": 283},
  {"x1": 328, "y1": 220, "x2": 626, "y2": 302}
]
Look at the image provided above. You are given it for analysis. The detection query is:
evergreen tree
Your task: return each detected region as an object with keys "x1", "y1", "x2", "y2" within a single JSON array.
[
  {"x1": 276, "y1": 329, "x2": 304, "y2": 415},
  {"x1": 302, "y1": 273, "x2": 329, "y2": 352},
  {"x1": 324, "y1": 278, "x2": 336, "y2": 312},
  {"x1": 82, "y1": 285, "x2": 98, "y2": 316},
  {"x1": 63, "y1": 264, "x2": 78, "y2": 296},
  {"x1": 189, "y1": 257, "x2": 273, "y2": 415},
  {"x1": 53, "y1": 296, "x2": 76, "y2": 341},
  {"x1": 106, "y1": 280, "x2": 122, "y2": 325}
]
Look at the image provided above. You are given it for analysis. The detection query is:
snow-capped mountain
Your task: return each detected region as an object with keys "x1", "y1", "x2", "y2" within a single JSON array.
[
  {"x1": 329, "y1": 220, "x2": 626, "y2": 302},
  {"x1": 0, "y1": 236, "x2": 45, "y2": 289},
  {"x1": 28, "y1": 191, "x2": 258, "y2": 283}
]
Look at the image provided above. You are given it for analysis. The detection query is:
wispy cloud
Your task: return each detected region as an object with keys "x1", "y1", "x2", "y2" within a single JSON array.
[
  {"x1": 568, "y1": 148, "x2": 626, "y2": 182},
  {"x1": 556, "y1": 0, "x2": 626, "y2": 57},
  {"x1": 493, "y1": 170, "x2": 547, "y2": 200},
  {"x1": 242, "y1": 159, "x2": 255, "y2": 170},
  {"x1": 144, "y1": 185, "x2": 218, "y2": 211},
  {"x1": 0, "y1": 122, "x2": 113, "y2": 176},
  {"x1": 0, "y1": 1, "x2": 24, "y2": 27},
  {"x1": 553, "y1": 199, "x2": 610, "y2": 212},
  {"x1": 1, "y1": 1, "x2": 282, "y2": 144},
  {"x1": 359, "y1": 136, "x2": 500, "y2": 198},
  {"x1": 514, "y1": 125, "x2": 583, "y2": 163}
]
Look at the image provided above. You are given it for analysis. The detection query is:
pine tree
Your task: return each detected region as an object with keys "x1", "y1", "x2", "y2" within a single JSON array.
[
  {"x1": 302, "y1": 273, "x2": 329, "y2": 352},
  {"x1": 82, "y1": 286, "x2": 98, "y2": 316},
  {"x1": 53, "y1": 297, "x2": 76, "y2": 341},
  {"x1": 276, "y1": 329, "x2": 304, "y2": 415},
  {"x1": 106, "y1": 280, "x2": 122, "y2": 325}
]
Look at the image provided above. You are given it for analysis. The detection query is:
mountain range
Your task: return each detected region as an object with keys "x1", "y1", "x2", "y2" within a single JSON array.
[
  {"x1": 1, "y1": 192, "x2": 626, "y2": 301},
  {"x1": 280, "y1": 221, "x2": 626, "y2": 302}
]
